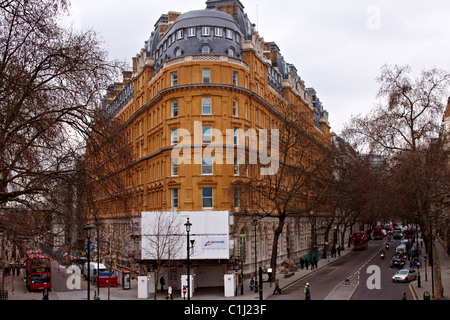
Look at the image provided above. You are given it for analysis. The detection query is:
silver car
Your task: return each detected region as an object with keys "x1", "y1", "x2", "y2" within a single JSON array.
[{"x1": 392, "y1": 269, "x2": 417, "y2": 283}]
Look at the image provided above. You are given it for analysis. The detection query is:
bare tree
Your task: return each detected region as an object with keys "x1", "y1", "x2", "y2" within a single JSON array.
[
  {"x1": 142, "y1": 212, "x2": 183, "y2": 300},
  {"x1": 0, "y1": 0, "x2": 122, "y2": 207},
  {"x1": 343, "y1": 64, "x2": 450, "y2": 298},
  {"x1": 236, "y1": 103, "x2": 332, "y2": 281}
]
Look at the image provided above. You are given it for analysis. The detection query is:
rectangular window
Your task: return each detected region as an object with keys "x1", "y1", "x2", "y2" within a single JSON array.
[
  {"x1": 171, "y1": 188, "x2": 178, "y2": 208},
  {"x1": 177, "y1": 29, "x2": 183, "y2": 40},
  {"x1": 201, "y1": 157, "x2": 213, "y2": 175},
  {"x1": 171, "y1": 128, "x2": 178, "y2": 145},
  {"x1": 202, "y1": 97, "x2": 212, "y2": 115},
  {"x1": 215, "y1": 27, "x2": 223, "y2": 37},
  {"x1": 171, "y1": 71, "x2": 178, "y2": 86},
  {"x1": 188, "y1": 27, "x2": 196, "y2": 37},
  {"x1": 171, "y1": 158, "x2": 178, "y2": 176},
  {"x1": 202, "y1": 27, "x2": 210, "y2": 36},
  {"x1": 234, "y1": 188, "x2": 240, "y2": 208},
  {"x1": 202, "y1": 126, "x2": 212, "y2": 144},
  {"x1": 233, "y1": 128, "x2": 239, "y2": 145},
  {"x1": 171, "y1": 100, "x2": 178, "y2": 117},
  {"x1": 226, "y1": 29, "x2": 233, "y2": 39},
  {"x1": 234, "y1": 156, "x2": 239, "y2": 175},
  {"x1": 202, "y1": 187, "x2": 213, "y2": 208},
  {"x1": 202, "y1": 68, "x2": 210, "y2": 84},
  {"x1": 233, "y1": 71, "x2": 238, "y2": 86},
  {"x1": 232, "y1": 100, "x2": 238, "y2": 117}
]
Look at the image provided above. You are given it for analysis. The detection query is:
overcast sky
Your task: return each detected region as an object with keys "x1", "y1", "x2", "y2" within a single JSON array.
[{"x1": 66, "y1": 0, "x2": 450, "y2": 134}]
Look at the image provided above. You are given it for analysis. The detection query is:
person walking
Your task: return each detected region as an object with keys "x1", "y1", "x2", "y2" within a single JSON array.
[
  {"x1": 250, "y1": 278, "x2": 255, "y2": 292},
  {"x1": 304, "y1": 283, "x2": 311, "y2": 300},
  {"x1": 160, "y1": 276, "x2": 165, "y2": 292},
  {"x1": 273, "y1": 279, "x2": 282, "y2": 294},
  {"x1": 312, "y1": 255, "x2": 318, "y2": 269},
  {"x1": 43, "y1": 288, "x2": 49, "y2": 300},
  {"x1": 167, "y1": 285, "x2": 173, "y2": 300},
  {"x1": 300, "y1": 257, "x2": 304, "y2": 270}
]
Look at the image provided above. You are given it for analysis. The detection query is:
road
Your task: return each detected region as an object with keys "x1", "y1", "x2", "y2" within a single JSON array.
[{"x1": 268, "y1": 239, "x2": 416, "y2": 300}]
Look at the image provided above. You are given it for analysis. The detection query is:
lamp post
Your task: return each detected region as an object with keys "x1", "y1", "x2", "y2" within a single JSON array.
[
  {"x1": 184, "y1": 218, "x2": 192, "y2": 301},
  {"x1": 252, "y1": 218, "x2": 258, "y2": 286},
  {"x1": 83, "y1": 224, "x2": 94, "y2": 300},
  {"x1": 428, "y1": 214, "x2": 434, "y2": 297}
]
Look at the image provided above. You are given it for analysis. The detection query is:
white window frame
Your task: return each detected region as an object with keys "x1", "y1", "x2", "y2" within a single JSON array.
[
  {"x1": 201, "y1": 157, "x2": 213, "y2": 175},
  {"x1": 177, "y1": 29, "x2": 183, "y2": 40},
  {"x1": 215, "y1": 27, "x2": 223, "y2": 37},
  {"x1": 202, "y1": 126, "x2": 212, "y2": 144},
  {"x1": 188, "y1": 27, "x2": 196, "y2": 37},
  {"x1": 232, "y1": 100, "x2": 238, "y2": 117},
  {"x1": 171, "y1": 100, "x2": 178, "y2": 117},
  {"x1": 171, "y1": 71, "x2": 178, "y2": 86},
  {"x1": 202, "y1": 26, "x2": 210, "y2": 36},
  {"x1": 203, "y1": 68, "x2": 210, "y2": 84},
  {"x1": 226, "y1": 29, "x2": 233, "y2": 39},
  {"x1": 171, "y1": 188, "x2": 178, "y2": 208},
  {"x1": 171, "y1": 158, "x2": 178, "y2": 176},
  {"x1": 202, "y1": 97, "x2": 212, "y2": 115},
  {"x1": 171, "y1": 128, "x2": 178, "y2": 145},
  {"x1": 202, "y1": 187, "x2": 213, "y2": 208}
]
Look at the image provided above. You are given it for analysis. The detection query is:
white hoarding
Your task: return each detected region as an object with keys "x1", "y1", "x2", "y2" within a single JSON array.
[{"x1": 141, "y1": 211, "x2": 229, "y2": 260}]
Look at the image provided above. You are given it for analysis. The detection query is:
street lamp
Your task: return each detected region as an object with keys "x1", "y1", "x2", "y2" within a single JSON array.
[
  {"x1": 252, "y1": 217, "x2": 258, "y2": 287},
  {"x1": 428, "y1": 214, "x2": 434, "y2": 297},
  {"x1": 83, "y1": 224, "x2": 94, "y2": 300},
  {"x1": 184, "y1": 218, "x2": 192, "y2": 300}
]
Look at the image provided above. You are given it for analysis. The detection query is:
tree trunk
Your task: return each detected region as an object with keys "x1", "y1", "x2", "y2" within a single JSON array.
[{"x1": 269, "y1": 218, "x2": 285, "y2": 282}]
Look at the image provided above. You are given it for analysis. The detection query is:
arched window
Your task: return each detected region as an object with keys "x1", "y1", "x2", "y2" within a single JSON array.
[
  {"x1": 174, "y1": 47, "x2": 181, "y2": 57},
  {"x1": 228, "y1": 47, "x2": 235, "y2": 57},
  {"x1": 201, "y1": 44, "x2": 211, "y2": 54}
]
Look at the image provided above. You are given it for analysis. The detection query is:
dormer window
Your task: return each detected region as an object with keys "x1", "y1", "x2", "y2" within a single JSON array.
[
  {"x1": 202, "y1": 27, "x2": 210, "y2": 36},
  {"x1": 201, "y1": 45, "x2": 211, "y2": 54},
  {"x1": 177, "y1": 29, "x2": 183, "y2": 40},
  {"x1": 215, "y1": 27, "x2": 223, "y2": 37},
  {"x1": 188, "y1": 27, "x2": 196, "y2": 37}
]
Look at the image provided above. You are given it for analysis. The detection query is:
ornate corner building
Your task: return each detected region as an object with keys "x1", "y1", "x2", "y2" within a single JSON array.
[{"x1": 98, "y1": 0, "x2": 332, "y2": 290}]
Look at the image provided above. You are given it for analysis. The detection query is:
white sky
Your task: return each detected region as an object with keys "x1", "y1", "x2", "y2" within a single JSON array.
[{"x1": 66, "y1": 0, "x2": 450, "y2": 134}]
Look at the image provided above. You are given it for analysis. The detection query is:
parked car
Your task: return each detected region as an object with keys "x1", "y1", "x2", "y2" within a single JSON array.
[{"x1": 392, "y1": 269, "x2": 417, "y2": 283}]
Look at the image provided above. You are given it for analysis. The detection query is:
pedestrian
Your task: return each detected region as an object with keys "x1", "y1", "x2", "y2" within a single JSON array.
[
  {"x1": 304, "y1": 258, "x2": 309, "y2": 270},
  {"x1": 43, "y1": 288, "x2": 49, "y2": 300},
  {"x1": 300, "y1": 257, "x2": 304, "y2": 270},
  {"x1": 337, "y1": 245, "x2": 341, "y2": 257},
  {"x1": 273, "y1": 279, "x2": 282, "y2": 294},
  {"x1": 250, "y1": 278, "x2": 255, "y2": 292},
  {"x1": 402, "y1": 292, "x2": 407, "y2": 300},
  {"x1": 304, "y1": 283, "x2": 311, "y2": 300},
  {"x1": 313, "y1": 255, "x2": 318, "y2": 269},
  {"x1": 167, "y1": 285, "x2": 173, "y2": 300},
  {"x1": 160, "y1": 276, "x2": 165, "y2": 292},
  {"x1": 331, "y1": 247, "x2": 336, "y2": 258}
]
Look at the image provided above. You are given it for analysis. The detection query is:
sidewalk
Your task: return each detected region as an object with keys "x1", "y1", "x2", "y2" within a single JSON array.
[{"x1": 410, "y1": 239, "x2": 450, "y2": 300}]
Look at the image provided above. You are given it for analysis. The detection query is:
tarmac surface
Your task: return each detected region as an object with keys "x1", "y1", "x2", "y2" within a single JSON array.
[{"x1": 2, "y1": 238, "x2": 449, "y2": 301}]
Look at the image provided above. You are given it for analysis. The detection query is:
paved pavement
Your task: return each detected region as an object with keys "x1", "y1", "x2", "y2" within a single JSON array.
[{"x1": 3, "y1": 239, "x2": 448, "y2": 300}]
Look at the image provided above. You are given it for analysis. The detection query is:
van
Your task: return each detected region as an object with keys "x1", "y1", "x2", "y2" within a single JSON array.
[
  {"x1": 393, "y1": 229, "x2": 402, "y2": 239},
  {"x1": 83, "y1": 262, "x2": 108, "y2": 279}
]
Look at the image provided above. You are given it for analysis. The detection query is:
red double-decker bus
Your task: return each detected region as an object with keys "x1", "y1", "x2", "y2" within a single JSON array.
[
  {"x1": 373, "y1": 226, "x2": 384, "y2": 240},
  {"x1": 352, "y1": 232, "x2": 369, "y2": 250},
  {"x1": 25, "y1": 252, "x2": 52, "y2": 291}
]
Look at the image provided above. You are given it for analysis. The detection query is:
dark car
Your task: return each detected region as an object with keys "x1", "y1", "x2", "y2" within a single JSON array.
[{"x1": 390, "y1": 255, "x2": 406, "y2": 268}]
